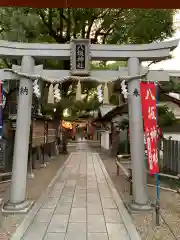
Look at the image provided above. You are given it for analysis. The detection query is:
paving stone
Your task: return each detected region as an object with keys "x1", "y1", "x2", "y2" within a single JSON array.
[
  {"x1": 66, "y1": 180, "x2": 77, "y2": 187},
  {"x1": 48, "y1": 189, "x2": 63, "y2": 198},
  {"x1": 76, "y1": 186, "x2": 87, "y2": 190},
  {"x1": 99, "y1": 189, "x2": 112, "y2": 198},
  {"x1": 42, "y1": 197, "x2": 59, "y2": 209},
  {"x1": 87, "y1": 183, "x2": 98, "y2": 188},
  {"x1": 103, "y1": 209, "x2": 123, "y2": 223},
  {"x1": 47, "y1": 214, "x2": 69, "y2": 233},
  {"x1": 61, "y1": 193, "x2": 74, "y2": 199},
  {"x1": 65, "y1": 232, "x2": 86, "y2": 240},
  {"x1": 55, "y1": 201, "x2": 72, "y2": 214},
  {"x1": 33, "y1": 209, "x2": 53, "y2": 223},
  {"x1": 62, "y1": 188, "x2": 75, "y2": 195},
  {"x1": 74, "y1": 189, "x2": 86, "y2": 196},
  {"x1": 106, "y1": 223, "x2": 130, "y2": 240},
  {"x1": 99, "y1": 192, "x2": 112, "y2": 198},
  {"x1": 44, "y1": 233, "x2": 66, "y2": 240},
  {"x1": 74, "y1": 191, "x2": 86, "y2": 198},
  {"x1": 87, "y1": 215, "x2": 106, "y2": 233},
  {"x1": 72, "y1": 197, "x2": 86, "y2": 208},
  {"x1": 101, "y1": 197, "x2": 117, "y2": 209},
  {"x1": 87, "y1": 189, "x2": 99, "y2": 194},
  {"x1": 53, "y1": 182, "x2": 66, "y2": 190},
  {"x1": 87, "y1": 202, "x2": 103, "y2": 215},
  {"x1": 22, "y1": 222, "x2": 48, "y2": 240},
  {"x1": 66, "y1": 222, "x2": 86, "y2": 233},
  {"x1": 59, "y1": 194, "x2": 74, "y2": 203},
  {"x1": 88, "y1": 233, "x2": 108, "y2": 240},
  {"x1": 69, "y1": 208, "x2": 86, "y2": 222},
  {"x1": 87, "y1": 193, "x2": 101, "y2": 202}
]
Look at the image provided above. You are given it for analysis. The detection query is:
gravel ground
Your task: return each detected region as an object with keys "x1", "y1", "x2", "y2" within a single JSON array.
[
  {"x1": 97, "y1": 149, "x2": 180, "y2": 240},
  {"x1": 0, "y1": 152, "x2": 71, "y2": 240}
]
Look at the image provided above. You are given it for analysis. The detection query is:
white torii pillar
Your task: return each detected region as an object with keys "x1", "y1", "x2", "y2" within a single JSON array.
[
  {"x1": 127, "y1": 58, "x2": 150, "y2": 210},
  {"x1": 2, "y1": 57, "x2": 43, "y2": 213}
]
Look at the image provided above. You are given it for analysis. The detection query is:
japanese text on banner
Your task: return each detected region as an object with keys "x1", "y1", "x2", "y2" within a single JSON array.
[{"x1": 140, "y1": 82, "x2": 159, "y2": 175}]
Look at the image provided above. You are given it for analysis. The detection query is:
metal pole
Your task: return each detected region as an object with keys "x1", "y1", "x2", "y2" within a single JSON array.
[
  {"x1": 0, "y1": 81, "x2": 3, "y2": 139},
  {"x1": 155, "y1": 84, "x2": 160, "y2": 226},
  {"x1": 127, "y1": 57, "x2": 150, "y2": 210},
  {"x1": 3, "y1": 56, "x2": 34, "y2": 212}
]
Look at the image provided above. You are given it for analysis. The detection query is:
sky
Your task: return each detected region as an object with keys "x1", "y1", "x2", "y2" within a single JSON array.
[{"x1": 149, "y1": 11, "x2": 180, "y2": 70}]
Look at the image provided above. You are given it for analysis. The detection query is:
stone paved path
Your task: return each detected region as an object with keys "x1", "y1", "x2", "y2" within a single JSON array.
[{"x1": 11, "y1": 150, "x2": 141, "y2": 240}]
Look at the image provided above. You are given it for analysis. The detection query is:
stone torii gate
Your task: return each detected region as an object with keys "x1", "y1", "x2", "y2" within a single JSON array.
[{"x1": 0, "y1": 39, "x2": 178, "y2": 213}]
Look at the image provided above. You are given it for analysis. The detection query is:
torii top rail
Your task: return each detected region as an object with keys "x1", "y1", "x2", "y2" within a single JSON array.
[
  {"x1": 0, "y1": 39, "x2": 178, "y2": 60},
  {"x1": 0, "y1": 39, "x2": 179, "y2": 84}
]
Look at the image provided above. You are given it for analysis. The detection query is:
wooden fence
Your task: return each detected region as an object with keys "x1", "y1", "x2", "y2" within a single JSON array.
[
  {"x1": 159, "y1": 139, "x2": 180, "y2": 175},
  {"x1": 113, "y1": 131, "x2": 180, "y2": 175}
]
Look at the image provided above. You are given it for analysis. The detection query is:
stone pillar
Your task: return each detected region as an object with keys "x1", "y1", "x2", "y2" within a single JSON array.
[
  {"x1": 3, "y1": 56, "x2": 34, "y2": 213},
  {"x1": 104, "y1": 131, "x2": 110, "y2": 150},
  {"x1": 127, "y1": 57, "x2": 150, "y2": 210},
  {"x1": 101, "y1": 132, "x2": 104, "y2": 148}
]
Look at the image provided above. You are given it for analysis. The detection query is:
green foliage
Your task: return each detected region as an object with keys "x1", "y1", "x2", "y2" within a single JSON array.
[
  {"x1": 158, "y1": 105, "x2": 176, "y2": 127},
  {"x1": 117, "y1": 106, "x2": 176, "y2": 130},
  {"x1": 0, "y1": 8, "x2": 175, "y2": 120},
  {"x1": 0, "y1": 8, "x2": 174, "y2": 45},
  {"x1": 110, "y1": 93, "x2": 120, "y2": 106},
  {"x1": 119, "y1": 119, "x2": 129, "y2": 130},
  {"x1": 42, "y1": 93, "x2": 101, "y2": 119}
]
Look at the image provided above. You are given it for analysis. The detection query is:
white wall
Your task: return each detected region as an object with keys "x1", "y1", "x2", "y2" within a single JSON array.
[
  {"x1": 101, "y1": 131, "x2": 110, "y2": 150},
  {"x1": 163, "y1": 133, "x2": 180, "y2": 141},
  {"x1": 169, "y1": 92, "x2": 180, "y2": 100}
]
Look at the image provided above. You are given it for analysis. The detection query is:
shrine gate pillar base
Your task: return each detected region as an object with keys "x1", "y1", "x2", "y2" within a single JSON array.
[
  {"x1": 127, "y1": 57, "x2": 151, "y2": 211},
  {"x1": 2, "y1": 56, "x2": 35, "y2": 213}
]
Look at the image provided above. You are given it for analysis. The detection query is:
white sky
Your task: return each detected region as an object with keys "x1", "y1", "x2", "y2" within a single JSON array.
[{"x1": 149, "y1": 11, "x2": 180, "y2": 70}]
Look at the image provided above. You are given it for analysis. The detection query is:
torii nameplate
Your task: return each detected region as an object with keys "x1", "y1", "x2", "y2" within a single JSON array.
[{"x1": 70, "y1": 39, "x2": 90, "y2": 76}]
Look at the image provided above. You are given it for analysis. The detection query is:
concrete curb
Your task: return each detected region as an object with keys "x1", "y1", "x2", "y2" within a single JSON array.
[
  {"x1": 96, "y1": 153, "x2": 142, "y2": 240},
  {"x1": 10, "y1": 153, "x2": 73, "y2": 240}
]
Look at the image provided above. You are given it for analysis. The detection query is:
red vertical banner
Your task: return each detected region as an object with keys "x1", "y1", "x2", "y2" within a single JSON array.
[{"x1": 140, "y1": 82, "x2": 159, "y2": 175}]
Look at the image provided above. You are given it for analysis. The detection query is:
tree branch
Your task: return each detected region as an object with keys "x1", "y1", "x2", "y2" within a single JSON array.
[
  {"x1": 38, "y1": 9, "x2": 65, "y2": 43},
  {"x1": 59, "y1": 8, "x2": 64, "y2": 39},
  {"x1": 86, "y1": 18, "x2": 95, "y2": 38},
  {"x1": 2, "y1": 58, "x2": 12, "y2": 68},
  {"x1": 65, "y1": 8, "x2": 71, "y2": 42},
  {"x1": 93, "y1": 25, "x2": 114, "y2": 43},
  {"x1": 95, "y1": 9, "x2": 111, "y2": 19}
]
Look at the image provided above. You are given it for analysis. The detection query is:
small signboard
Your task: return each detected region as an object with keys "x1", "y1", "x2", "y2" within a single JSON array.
[{"x1": 70, "y1": 39, "x2": 90, "y2": 76}]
